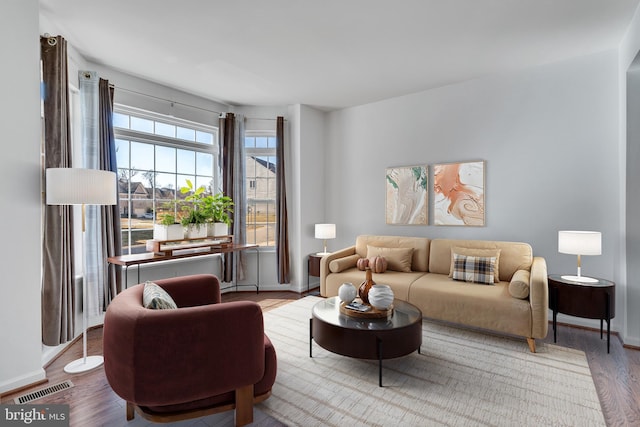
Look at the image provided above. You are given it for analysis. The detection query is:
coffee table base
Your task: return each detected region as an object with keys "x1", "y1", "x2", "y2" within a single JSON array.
[{"x1": 309, "y1": 318, "x2": 422, "y2": 387}]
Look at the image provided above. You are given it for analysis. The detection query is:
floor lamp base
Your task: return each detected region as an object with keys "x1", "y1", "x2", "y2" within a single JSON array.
[{"x1": 63, "y1": 355, "x2": 104, "y2": 374}]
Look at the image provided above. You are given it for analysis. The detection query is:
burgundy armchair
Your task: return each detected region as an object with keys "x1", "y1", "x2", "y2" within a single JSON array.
[{"x1": 103, "y1": 274, "x2": 277, "y2": 426}]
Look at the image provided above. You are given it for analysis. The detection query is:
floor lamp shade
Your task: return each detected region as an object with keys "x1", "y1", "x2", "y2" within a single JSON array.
[
  {"x1": 558, "y1": 230, "x2": 601, "y2": 283},
  {"x1": 46, "y1": 168, "x2": 117, "y2": 205},
  {"x1": 45, "y1": 168, "x2": 117, "y2": 374},
  {"x1": 315, "y1": 223, "x2": 336, "y2": 255}
]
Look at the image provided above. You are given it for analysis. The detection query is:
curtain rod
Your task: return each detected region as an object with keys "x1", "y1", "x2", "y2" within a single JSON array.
[{"x1": 114, "y1": 86, "x2": 287, "y2": 121}]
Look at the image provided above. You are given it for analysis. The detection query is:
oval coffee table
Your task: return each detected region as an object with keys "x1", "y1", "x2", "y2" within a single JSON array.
[{"x1": 310, "y1": 296, "x2": 422, "y2": 386}]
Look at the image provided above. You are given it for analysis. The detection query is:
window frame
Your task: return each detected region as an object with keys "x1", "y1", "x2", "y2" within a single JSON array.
[
  {"x1": 244, "y1": 130, "x2": 277, "y2": 248},
  {"x1": 113, "y1": 104, "x2": 219, "y2": 255}
]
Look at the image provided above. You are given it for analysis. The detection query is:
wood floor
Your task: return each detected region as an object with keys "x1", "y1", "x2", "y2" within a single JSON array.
[{"x1": 2, "y1": 291, "x2": 639, "y2": 426}]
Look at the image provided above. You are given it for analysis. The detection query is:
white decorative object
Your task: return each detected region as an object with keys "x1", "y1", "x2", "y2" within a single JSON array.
[
  {"x1": 185, "y1": 224, "x2": 207, "y2": 239},
  {"x1": 338, "y1": 283, "x2": 357, "y2": 304},
  {"x1": 208, "y1": 222, "x2": 228, "y2": 237},
  {"x1": 154, "y1": 224, "x2": 184, "y2": 241},
  {"x1": 368, "y1": 284, "x2": 394, "y2": 310},
  {"x1": 558, "y1": 230, "x2": 601, "y2": 283}
]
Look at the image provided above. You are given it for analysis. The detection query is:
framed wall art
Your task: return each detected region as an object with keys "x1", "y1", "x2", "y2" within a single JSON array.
[
  {"x1": 385, "y1": 165, "x2": 428, "y2": 225},
  {"x1": 433, "y1": 160, "x2": 485, "y2": 226}
]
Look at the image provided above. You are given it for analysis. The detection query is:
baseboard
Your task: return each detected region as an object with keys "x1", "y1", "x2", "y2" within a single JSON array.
[{"x1": 0, "y1": 369, "x2": 47, "y2": 396}]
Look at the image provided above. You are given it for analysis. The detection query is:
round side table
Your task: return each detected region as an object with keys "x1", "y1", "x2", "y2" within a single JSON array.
[{"x1": 547, "y1": 274, "x2": 615, "y2": 353}]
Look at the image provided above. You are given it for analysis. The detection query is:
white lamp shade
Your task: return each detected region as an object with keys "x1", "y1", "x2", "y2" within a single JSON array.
[
  {"x1": 315, "y1": 223, "x2": 336, "y2": 239},
  {"x1": 558, "y1": 230, "x2": 601, "y2": 256},
  {"x1": 46, "y1": 168, "x2": 117, "y2": 206}
]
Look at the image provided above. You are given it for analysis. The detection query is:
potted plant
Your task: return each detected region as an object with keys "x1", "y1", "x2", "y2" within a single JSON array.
[
  {"x1": 179, "y1": 180, "x2": 209, "y2": 239},
  {"x1": 153, "y1": 212, "x2": 184, "y2": 241},
  {"x1": 202, "y1": 192, "x2": 234, "y2": 237}
]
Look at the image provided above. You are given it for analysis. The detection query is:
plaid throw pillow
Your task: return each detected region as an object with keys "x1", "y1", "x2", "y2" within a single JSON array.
[{"x1": 451, "y1": 253, "x2": 496, "y2": 285}]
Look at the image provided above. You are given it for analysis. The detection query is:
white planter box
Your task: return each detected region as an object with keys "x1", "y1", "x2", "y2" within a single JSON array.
[
  {"x1": 208, "y1": 222, "x2": 228, "y2": 237},
  {"x1": 153, "y1": 224, "x2": 184, "y2": 241},
  {"x1": 185, "y1": 224, "x2": 207, "y2": 239}
]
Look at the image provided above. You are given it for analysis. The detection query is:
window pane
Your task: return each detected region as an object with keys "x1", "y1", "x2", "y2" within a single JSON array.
[
  {"x1": 113, "y1": 112, "x2": 129, "y2": 129},
  {"x1": 256, "y1": 137, "x2": 268, "y2": 148},
  {"x1": 245, "y1": 136, "x2": 255, "y2": 148},
  {"x1": 195, "y1": 176, "x2": 214, "y2": 193},
  {"x1": 268, "y1": 137, "x2": 276, "y2": 148},
  {"x1": 155, "y1": 173, "x2": 176, "y2": 193},
  {"x1": 176, "y1": 175, "x2": 195, "y2": 194},
  {"x1": 196, "y1": 131, "x2": 213, "y2": 145},
  {"x1": 115, "y1": 139, "x2": 129, "y2": 168},
  {"x1": 196, "y1": 152, "x2": 213, "y2": 176},
  {"x1": 176, "y1": 149, "x2": 195, "y2": 175},
  {"x1": 155, "y1": 122, "x2": 175, "y2": 138},
  {"x1": 130, "y1": 142, "x2": 154, "y2": 171},
  {"x1": 130, "y1": 116, "x2": 154, "y2": 133},
  {"x1": 177, "y1": 126, "x2": 195, "y2": 141},
  {"x1": 155, "y1": 146, "x2": 175, "y2": 173}
]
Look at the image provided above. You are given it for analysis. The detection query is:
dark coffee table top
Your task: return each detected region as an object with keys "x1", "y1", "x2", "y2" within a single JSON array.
[{"x1": 312, "y1": 296, "x2": 422, "y2": 331}]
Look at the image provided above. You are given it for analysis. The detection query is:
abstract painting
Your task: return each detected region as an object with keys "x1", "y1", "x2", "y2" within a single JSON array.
[
  {"x1": 385, "y1": 165, "x2": 428, "y2": 225},
  {"x1": 433, "y1": 160, "x2": 485, "y2": 226}
]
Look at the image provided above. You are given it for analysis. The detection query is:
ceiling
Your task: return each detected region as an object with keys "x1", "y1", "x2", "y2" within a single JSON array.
[{"x1": 39, "y1": 0, "x2": 639, "y2": 111}]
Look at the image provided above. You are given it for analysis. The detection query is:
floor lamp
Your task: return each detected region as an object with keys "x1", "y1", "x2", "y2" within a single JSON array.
[{"x1": 46, "y1": 167, "x2": 117, "y2": 374}]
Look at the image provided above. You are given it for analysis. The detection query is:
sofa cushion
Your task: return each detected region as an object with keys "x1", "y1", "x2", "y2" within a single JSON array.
[
  {"x1": 355, "y1": 235, "x2": 430, "y2": 272},
  {"x1": 366, "y1": 245, "x2": 413, "y2": 272},
  {"x1": 509, "y1": 269, "x2": 530, "y2": 299},
  {"x1": 329, "y1": 254, "x2": 360, "y2": 273},
  {"x1": 451, "y1": 253, "x2": 496, "y2": 285},
  {"x1": 430, "y1": 239, "x2": 532, "y2": 281},
  {"x1": 143, "y1": 281, "x2": 178, "y2": 309},
  {"x1": 449, "y1": 247, "x2": 501, "y2": 283}
]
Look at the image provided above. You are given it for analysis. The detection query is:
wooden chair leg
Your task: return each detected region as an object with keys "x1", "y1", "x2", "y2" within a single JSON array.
[
  {"x1": 235, "y1": 385, "x2": 254, "y2": 427},
  {"x1": 126, "y1": 402, "x2": 135, "y2": 421},
  {"x1": 527, "y1": 337, "x2": 536, "y2": 353}
]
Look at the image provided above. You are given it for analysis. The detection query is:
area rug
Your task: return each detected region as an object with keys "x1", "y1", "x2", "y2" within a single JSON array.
[{"x1": 257, "y1": 296, "x2": 605, "y2": 427}]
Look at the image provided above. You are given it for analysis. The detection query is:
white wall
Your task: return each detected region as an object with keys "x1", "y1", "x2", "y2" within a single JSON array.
[
  {"x1": 326, "y1": 50, "x2": 625, "y2": 335},
  {"x1": 288, "y1": 104, "x2": 327, "y2": 291},
  {"x1": 621, "y1": 4, "x2": 640, "y2": 347},
  {"x1": 0, "y1": 0, "x2": 46, "y2": 393}
]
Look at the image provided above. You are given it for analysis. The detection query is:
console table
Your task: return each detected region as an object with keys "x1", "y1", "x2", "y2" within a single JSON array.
[
  {"x1": 107, "y1": 242, "x2": 260, "y2": 292},
  {"x1": 547, "y1": 274, "x2": 615, "y2": 353}
]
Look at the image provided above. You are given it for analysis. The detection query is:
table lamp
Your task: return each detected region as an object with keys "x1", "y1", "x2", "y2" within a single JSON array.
[
  {"x1": 315, "y1": 223, "x2": 336, "y2": 255},
  {"x1": 46, "y1": 167, "x2": 117, "y2": 373},
  {"x1": 558, "y1": 230, "x2": 601, "y2": 283}
]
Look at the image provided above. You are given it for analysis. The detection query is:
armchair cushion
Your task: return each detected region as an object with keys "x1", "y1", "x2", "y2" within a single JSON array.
[{"x1": 142, "y1": 281, "x2": 177, "y2": 309}]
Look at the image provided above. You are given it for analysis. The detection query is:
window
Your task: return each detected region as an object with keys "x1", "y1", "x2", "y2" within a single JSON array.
[
  {"x1": 245, "y1": 133, "x2": 277, "y2": 247},
  {"x1": 114, "y1": 106, "x2": 219, "y2": 254}
]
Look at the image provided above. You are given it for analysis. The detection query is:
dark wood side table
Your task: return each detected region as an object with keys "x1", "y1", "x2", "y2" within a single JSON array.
[
  {"x1": 307, "y1": 253, "x2": 323, "y2": 293},
  {"x1": 548, "y1": 274, "x2": 615, "y2": 353}
]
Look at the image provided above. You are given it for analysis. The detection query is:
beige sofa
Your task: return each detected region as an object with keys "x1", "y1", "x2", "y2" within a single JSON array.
[{"x1": 320, "y1": 235, "x2": 548, "y2": 352}]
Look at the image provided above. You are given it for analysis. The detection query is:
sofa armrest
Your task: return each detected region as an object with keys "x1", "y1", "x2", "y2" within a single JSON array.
[
  {"x1": 529, "y1": 256, "x2": 549, "y2": 339},
  {"x1": 320, "y1": 246, "x2": 356, "y2": 296}
]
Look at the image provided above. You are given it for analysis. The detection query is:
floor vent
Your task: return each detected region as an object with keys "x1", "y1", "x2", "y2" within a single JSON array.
[{"x1": 14, "y1": 380, "x2": 74, "y2": 404}]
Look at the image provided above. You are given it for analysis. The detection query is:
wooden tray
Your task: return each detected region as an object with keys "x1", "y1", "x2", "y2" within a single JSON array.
[{"x1": 340, "y1": 302, "x2": 394, "y2": 319}]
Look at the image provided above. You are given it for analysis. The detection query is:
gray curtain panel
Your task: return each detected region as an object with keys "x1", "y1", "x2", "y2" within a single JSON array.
[
  {"x1": 99, "y1": 79, "x2": 122, "y2": 308},
  {"x1": 41, "y1": 35, "x2": 75, "y2": 346},
  {"x1": 276, "y1": 116, "x2": 290, "y2": 284},
  {"x1": 220, "y1": 113, "x2": 235, "y2": 283},
  {"x1": 231, "y1": 114, "x2": 247, "y2": 280}
]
